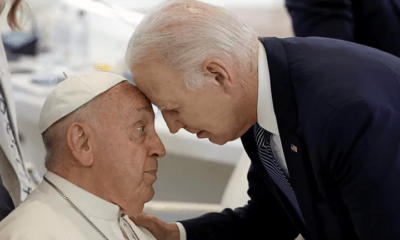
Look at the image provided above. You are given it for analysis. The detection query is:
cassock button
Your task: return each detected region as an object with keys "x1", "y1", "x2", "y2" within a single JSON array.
[{"x1": 291, "y1": 144, "x2": 298, "y2": 153}]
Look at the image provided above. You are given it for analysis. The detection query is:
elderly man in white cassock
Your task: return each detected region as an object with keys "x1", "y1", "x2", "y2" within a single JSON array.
[{"x1": 0, "y1": 72, "x2": 165, "y2": 239}]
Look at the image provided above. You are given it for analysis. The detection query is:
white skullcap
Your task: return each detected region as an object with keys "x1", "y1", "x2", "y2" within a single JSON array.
[{"x1": 39, "y1": 71, "x2": 127, "y2": 134}]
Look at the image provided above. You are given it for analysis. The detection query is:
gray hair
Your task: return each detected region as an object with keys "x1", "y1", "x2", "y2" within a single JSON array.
[
  {"x1": 125, "y1": 0, "x2": 258, "y2": 89},
  {"x1": 41, "y1": 95, "x2": 101, "y2": 171}
]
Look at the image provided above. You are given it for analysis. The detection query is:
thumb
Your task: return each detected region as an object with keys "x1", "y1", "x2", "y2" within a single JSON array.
[
  {"x1": 130, "y1": 212, "x2": 171, "y2": 240},
  {"x1": 130, "y1": 212, "x2": 180, "y2": 240},
  {"x1": 131, "y1": 212, "x2": 160, "y2": 230}
]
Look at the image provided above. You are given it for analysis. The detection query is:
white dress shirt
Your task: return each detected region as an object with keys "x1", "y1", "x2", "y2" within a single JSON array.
[
  {"x1": 256, "y1": 41, "x2": 289, "y2": 176},
  {"x1": 0, "y1": 171, "x2": 156, "y2": 240},
  {"x1": 176, "y1": 42, "x2": 289, "y2": 239}
]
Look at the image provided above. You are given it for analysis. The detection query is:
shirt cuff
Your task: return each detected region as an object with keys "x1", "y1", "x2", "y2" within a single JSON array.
[{"x1": 175, "y1": 222, "x2": 187, "y2": 240}]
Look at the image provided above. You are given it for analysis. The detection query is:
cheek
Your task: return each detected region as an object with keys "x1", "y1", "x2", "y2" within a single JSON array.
[
  {"x1": 180, "y1": 106, "x2": 208, "y2": 125},
  {"x1": 117, "y1": 163, "x2": 145, "y2": 194},
  {"x1": 120, "y1": 145, "x2": 148, "y2": 176}
]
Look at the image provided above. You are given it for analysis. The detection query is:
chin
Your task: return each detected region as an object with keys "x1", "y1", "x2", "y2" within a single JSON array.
[
  {"x1": 143, "y1": 188, "x2": 156, "y2": 202},
  {"x1": 209, "y1": 137, "x2": 229, "y2": 145},
  {"x1": 210, "y1": 132, "x2": 238, "y2": 145},
  {"x1": 123, "y1": 190, "x2": 155, "y2": 216}
]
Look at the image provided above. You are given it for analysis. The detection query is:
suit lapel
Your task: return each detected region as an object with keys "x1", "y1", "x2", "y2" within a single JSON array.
[
  {"x1": 261, "y1": 37, "x2": 322, "y2": 239},
  {"x1": 241, "y1": 127, "x2": 309, "y2": 238}
]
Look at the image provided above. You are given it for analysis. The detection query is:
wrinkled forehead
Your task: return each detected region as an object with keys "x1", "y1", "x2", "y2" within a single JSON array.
[
  {"x1": 97, "y1": 82, "x2": 153, "y2": 115},
  {"x1": 104, "y1": 81, "x2": 150, "y2": 102}
]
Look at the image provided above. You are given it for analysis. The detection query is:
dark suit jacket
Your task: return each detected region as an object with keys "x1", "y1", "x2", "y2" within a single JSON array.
[
  {"x1": 0, "y1": 183, "x2": 14, "y2": 221},
  {"x1": 180, "y1": 37, "x2": 400, "y2": 239},
  {"x1": 285, "y1": 0, "x2": 400, "y2": 58},
  {"x1": 0, "y1": 151, "x2": 14, "y2": 221}
]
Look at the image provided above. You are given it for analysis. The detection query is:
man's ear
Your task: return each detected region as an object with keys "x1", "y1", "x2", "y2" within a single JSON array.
[
  {"x1": 66, "y1": 122, "x2": 94, "y2": 167},
  {"x1": 202, "y1": 58, "x2": 234, "y2": 91}
]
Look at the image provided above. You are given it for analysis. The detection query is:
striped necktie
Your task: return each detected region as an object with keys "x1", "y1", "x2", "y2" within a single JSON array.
[{"x1": 254, "y1": 123, "x2": 305, "y2": 223}]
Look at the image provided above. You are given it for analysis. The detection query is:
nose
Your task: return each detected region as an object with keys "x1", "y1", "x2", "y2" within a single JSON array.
[
  {"x1": 150, "y1": 132, "x2": 166, "y2": 158},
  {"x1": 162, "y1": 111, "x2": 185, "y2": 134}
]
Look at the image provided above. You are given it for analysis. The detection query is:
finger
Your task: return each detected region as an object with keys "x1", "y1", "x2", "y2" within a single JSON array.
[
  {"x1": 132, "y1": 213, "x2": 167, "y2": 240},
  {"x1": 131, "y1": 212, "x2": 165, "y2": 235},
  {"x1": 131, "y1": 212, "x2": 155, "y2": 227}
]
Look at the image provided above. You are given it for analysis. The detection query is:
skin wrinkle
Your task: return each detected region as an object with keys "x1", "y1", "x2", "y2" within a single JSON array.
[
  {"x1": 126, "y1": 0, "x2": 259, "y2": 150},
  {"x1": 88, "y1": 83, "x2": 164, "y2": 216},
  {"x1": 44, "y1": 82, "x2": 165, "y2": 217},
  {"x1": 131, "y1": 56, "x2": 258, "y2": 145}
]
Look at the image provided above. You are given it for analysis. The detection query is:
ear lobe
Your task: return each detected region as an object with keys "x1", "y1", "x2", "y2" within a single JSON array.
[
  {"x1": 66, "y1": 123, "x2": 94, "y2": 167},
  {"x1": 203, "y1": 58, "x2": 231, "y2": 88}
]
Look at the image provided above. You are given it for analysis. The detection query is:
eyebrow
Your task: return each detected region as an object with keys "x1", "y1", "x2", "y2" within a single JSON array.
[
  {"x1": 154, "y1": 103, "x2": 179, "y2": 111},
  {"x1": 130, "y1": 106, "x2": 152, "y2": 124},
  {"x1": 136, "y1": 106, "x2": 152, "y2": 112}
]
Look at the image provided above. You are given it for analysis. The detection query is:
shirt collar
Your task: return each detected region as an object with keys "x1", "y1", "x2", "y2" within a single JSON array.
[
  {"x1": 257, "y1": 41, "x2": 280, "y2": 135},
  {"x1": 41, "y1": 171, "x2": 120, "y2": 221}
]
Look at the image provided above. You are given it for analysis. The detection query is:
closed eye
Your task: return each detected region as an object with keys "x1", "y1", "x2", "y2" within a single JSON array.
[
  {"x1": 165, "y1": 108, "x2": 179, "y2": 114},
  {"x1": 154, "y1": 105, "x2": 164, "y2": 112}
]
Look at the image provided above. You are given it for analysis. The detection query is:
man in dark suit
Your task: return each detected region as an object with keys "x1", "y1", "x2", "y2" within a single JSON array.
[
  {"x1": 126, "y1": 0, "x2": 400, "y2": 239},
  {"x1": 0, "y1": 184, "x2": 14, "y2": 220},
  {"x1": 285, "y1": 0, "x2": 400, "y2": 58}
]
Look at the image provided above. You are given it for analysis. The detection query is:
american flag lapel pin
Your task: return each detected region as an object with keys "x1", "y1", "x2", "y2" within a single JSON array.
[{"x1": 291, "y1": 144, "x2": 298, "y2": 153}]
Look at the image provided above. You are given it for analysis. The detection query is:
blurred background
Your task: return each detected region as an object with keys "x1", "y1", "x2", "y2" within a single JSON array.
[{"x1": 1, "y1": 0, "x2": 294, "y2": 223}]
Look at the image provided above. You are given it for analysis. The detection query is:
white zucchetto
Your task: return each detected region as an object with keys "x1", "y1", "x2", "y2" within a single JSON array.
[{"x1": 39, "y1": 71, "x2": 127, "y2": 134}]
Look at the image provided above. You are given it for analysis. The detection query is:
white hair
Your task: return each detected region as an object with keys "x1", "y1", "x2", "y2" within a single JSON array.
[
  {"x1": 41, "y1": 82, "x2": 142, "y2": 171},
  {"x1": 125, "y1": 0, "x2": 258, "y2": 89},
  {"x1": 42, "y1": 95, "x2": 101, "y2": 170}
]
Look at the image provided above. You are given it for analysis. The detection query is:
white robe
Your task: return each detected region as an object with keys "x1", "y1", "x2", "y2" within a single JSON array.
[
  {"x1": 0, "y1": 171, "x2": 156, "y2": 240},
  {"x1": 0, "y1": 37, "x2": 32, "y2": 206}
]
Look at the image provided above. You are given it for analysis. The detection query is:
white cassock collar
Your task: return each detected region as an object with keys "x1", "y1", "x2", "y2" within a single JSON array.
[{"x1": 41, "y1": 171, "x2": 120, "y2": 221}]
